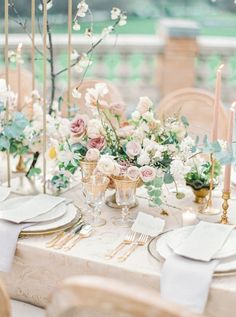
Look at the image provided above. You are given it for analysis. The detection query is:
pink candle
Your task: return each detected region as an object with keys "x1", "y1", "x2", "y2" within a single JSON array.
[
  {"x1": 212, "y1": 64, "x2": 224, "y2": 142},
  {"x1": 16, "y1": 43, "x2": 22, "y2": 111},
  {"x1": 223, "y1": 102, "x2": 236, "y2": 192}
]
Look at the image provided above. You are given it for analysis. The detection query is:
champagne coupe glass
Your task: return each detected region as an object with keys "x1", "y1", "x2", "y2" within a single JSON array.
[
  {"x1": 82, "y1": 175, "x2": 109, "y2": 227},
  {"x1": 112, "y1": 176, "x2": 138, "y2": 227}
]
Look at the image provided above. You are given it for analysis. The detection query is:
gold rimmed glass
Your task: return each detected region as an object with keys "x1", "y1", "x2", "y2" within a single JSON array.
[
  {"x1": 82, "y1": 175, "x2": 109, "y2": 227},
  {"x1": 112, "y1": 176, "x2": 138, "y2": 227}
]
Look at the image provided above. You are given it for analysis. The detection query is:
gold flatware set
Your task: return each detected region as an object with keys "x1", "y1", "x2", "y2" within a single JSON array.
[{"x1": 106, "y1": 232, "x2": 150, "y2": 262}]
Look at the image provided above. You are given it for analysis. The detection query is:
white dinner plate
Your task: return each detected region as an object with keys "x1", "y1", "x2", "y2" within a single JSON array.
[
  {"x1": 0, "y1": 196, "x2": 67, "y2": 223},
  {"x1": 156, "y1": 231, "x2": 236, "y2": 273},
  {"x1": 166, "y1": 226, "x2": 236, "y2": 259},
  {"x1": 22, "y1": 204, "x2": 78, "y2": 232}
]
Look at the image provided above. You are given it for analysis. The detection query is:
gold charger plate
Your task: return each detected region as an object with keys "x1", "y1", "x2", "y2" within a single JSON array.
[
  {"x1": 147, "y1": 232, "x2": 236, "y2": 277},
  {"x1": 19, "y1": 212, "x2": 83, "y2": 237}
]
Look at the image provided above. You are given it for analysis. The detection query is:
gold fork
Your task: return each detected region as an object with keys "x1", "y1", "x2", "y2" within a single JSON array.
[
  {"x1": 118, "y1": 234, "x2": 149, "y2": 262},
  {"x1": 105, "y1": 232, "x2": 136, "y2": 259}
]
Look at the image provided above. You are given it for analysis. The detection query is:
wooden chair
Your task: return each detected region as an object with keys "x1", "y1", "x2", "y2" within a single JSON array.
[
  {"x1": 61, "y1": 79, "x2": 125, "y2": 120},
  {"x1": 0, "y1": 278, "x2": 44, "y2": 317},
  {"x1": 0, "y1": 278, "x2": 11, "y2": 317},
  {"x1": 156, "y1": 88, "x2": 228, "y2": 140},
  {"x1": 46, "y1": 275, "x2": 200, "y2": 317}
]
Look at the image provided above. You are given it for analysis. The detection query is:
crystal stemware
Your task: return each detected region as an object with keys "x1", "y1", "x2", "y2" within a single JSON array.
[
  {"x1": 112, "y1": 176, "x2": 138, "y2": 227},
  {"x1": 82, "y1": 175, "x2": 109, "y2": 227}
]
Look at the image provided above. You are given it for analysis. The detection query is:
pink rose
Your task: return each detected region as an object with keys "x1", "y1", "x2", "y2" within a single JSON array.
[
  {"x1": 137, "y1": 96, "x2": 153, "y2": 115},
  {"x1": 127, "y1": 166, "x2": 140, "y2": 181},
  {"x1": 85, "y1": 148, "x2": 100, "y2": 161},
  {"x1": 70, "y1": 114, "x2": 88, "y2": 137},
  {"x1": 109, "y1": 102, "x2": 125, "y2": 116},
  {"x1": 117, "y1": 125, "x2": 134, "y2": 138},
  {"x1": 139, "y1": 166, "x2": 157, "y2": 182},
  {"x1": 126, "y1": 140, "x2": 141, "y2": 158},
  {"x1": 87, "y1": 136, "x2": 106, "y2": 150}
]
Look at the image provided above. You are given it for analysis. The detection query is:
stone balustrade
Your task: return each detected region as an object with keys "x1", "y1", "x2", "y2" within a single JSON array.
[{"x1": 1, "y1": 19, "x2": 236, "y2": 107}]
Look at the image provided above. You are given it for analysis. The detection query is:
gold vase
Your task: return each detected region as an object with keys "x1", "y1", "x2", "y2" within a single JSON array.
[
  {"x1": 80, "y1": 160, "x2": 97, "y2": 181},
  {"x1": 192, "y1": 187, "x2": 209, "y2": 204},
  {"x1": 15, "y1": 155, "x2": 26, "y2": 173},
  {"x1": 106, "y1": 176, "x2": 140, "y2": 209}
]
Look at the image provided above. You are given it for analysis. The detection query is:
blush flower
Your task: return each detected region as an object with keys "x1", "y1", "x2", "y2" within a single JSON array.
[
  {"x1": 137, "y1": 96, "x2": 153, "y2": 115},
  {"x1": 87, "y1": 136, "x2": 106, "y2": 150},
  {"x1": 127, "y1": 166, "x2": 140, "y2": 181},
  {"x1": 85, "y1": 148, "x2": 100, "y2": 162},
  {"x1": 70, "y1": 114, "x2": 89, "y2": 137},
  {"x1": 97, "y1": 156, "x2": 115, "y2": 176},
  {"x1": 139, "y1": 166, "x2": 157, "y2": 182},
  {"x1": 109, "y1": 102, "x2": 125, "y2": 116},
  {"x1": 126, "y1": 141, "x2": 142, "y2": 158}
]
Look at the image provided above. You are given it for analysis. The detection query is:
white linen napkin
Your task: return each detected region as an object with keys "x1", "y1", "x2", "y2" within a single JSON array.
[
  {"x1": 174, "y1": 221, "x2": 234, "y2": 261},
  {"x1": 131, "y1": 212, "x2": 165, "y2": 237},
  {"x1": 0, "y1": 194, "x2": 65, "y2": 223},
  {"x1": 160, "y1": 254, "x2": 219, "y2": 314},
  {"x1": 0, "y1": 186, "x2": 10, "y2": 202},
  {"x1": 0, "y1": 220, "x2": 32, "y2": 272}
]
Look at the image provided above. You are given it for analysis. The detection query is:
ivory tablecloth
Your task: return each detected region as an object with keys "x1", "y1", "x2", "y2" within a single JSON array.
[{"x1": 1, "y1": 184, "x2": 236, "y2": 317}]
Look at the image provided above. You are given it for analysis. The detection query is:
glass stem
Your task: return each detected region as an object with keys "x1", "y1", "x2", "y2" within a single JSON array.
[{"x1": 121, "y1": 205, "x2": 129, "y2": 223}]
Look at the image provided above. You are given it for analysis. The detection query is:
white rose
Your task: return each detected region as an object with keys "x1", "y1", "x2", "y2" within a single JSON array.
[
  {"x1": 97, "y1": 156, "x2": 115, "y2": 176},
  {"x1": 85, "y1": 148, "x2": 100, "y2": 162},
  {"x1": 87, "y1": 119, "x2": 103, "y2": 139},
  {"x1": 142, "y1": 111, "x2": 154, "y2": 122},
  {"x1": 131, "y1": 111, "x2": 141, "y2": 121},
  {"x1": 137, "y1": 96, "x2": 153, "y2": 115},
  {"x1": 137, "y1": 151, "x2": 150, "y2": 166}
]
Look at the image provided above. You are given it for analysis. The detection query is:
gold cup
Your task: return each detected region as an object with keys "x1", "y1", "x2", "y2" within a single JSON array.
[
  {"x1": 80, "y1": 160, "x2": 97, "y2": 181},
  {"x1": 192, "y1": 188, "x2": 209, "y2": 204}
]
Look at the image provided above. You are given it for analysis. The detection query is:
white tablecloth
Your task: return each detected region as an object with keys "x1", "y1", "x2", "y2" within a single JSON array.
[{"x1": 1, "y1": 183, "x2": 236, "y2": 317}]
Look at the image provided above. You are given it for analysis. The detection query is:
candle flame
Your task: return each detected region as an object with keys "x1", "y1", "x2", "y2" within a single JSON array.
[
  {"x1": 230, "y1": 102, "x2": 236, "y2": 111},
  {"x1": 218, "y1": 64, "x2": 224, "y2": 71},
  {"x1": 17, "y1": 42, "x2": 23, "y2": 52}
]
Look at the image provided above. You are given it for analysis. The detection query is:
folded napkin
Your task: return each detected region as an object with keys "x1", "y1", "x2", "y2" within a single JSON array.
[
  {"x1": 131, "y1": 212, "x2": 165, "y2": 237},
  {"x1": 0, "y1": 186, "x2": 10, "y2": 202},
  {"x1": 0, "y1": 194, "x2": 65, "y2": 223},
  {"x1": 0, "y1": 220, "x2": 32, "y2": 272},
  {"x1": 160, "y1": 254, "x2": 219, "y2": 314},
  {"x1": 174, "y1": 221, "x2": 234, "y2": 261}
]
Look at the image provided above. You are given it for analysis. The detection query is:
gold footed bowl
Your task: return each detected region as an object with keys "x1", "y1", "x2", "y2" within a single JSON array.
[
  {"x1": 106, "y1": 175, "x2": 142, "y2": 209},
  {"x1": 80, "y1": 160, "x2": 97, "y2": 181},
  {"x1": 192, "y1": 187, "x2": 209, "y2": 204}
]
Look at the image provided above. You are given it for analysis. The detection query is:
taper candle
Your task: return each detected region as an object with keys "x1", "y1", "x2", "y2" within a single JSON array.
[
  {"x1": 223, "y1": 102, "x2": 236, "y2": 193},
  {"x1": 16, "y1": 43, "x2": 22, "y2": 112},
  {"x1": 31, "y1": 0, "x2": 35, "y2": 91},
  {"x1": 4, "y1": 0, "x2": 11, "y2": 187},
  {"x1": 67, "y1": 0, "x2": 72, "y2": 117},
  {"x1": 212, "y1": 64, "x2": 224, "y2": 142},
  {"x1": 42, "y1": 0, "x2": 47, "y2": 193}
]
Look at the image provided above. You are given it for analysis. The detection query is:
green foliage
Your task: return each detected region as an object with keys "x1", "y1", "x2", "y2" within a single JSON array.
[
  {"x1": 27, "y1": 167, "x2": 41, "y2": 177},
  {"x1": 145, "y1": 177, "x2": 163, "y2": 206}
]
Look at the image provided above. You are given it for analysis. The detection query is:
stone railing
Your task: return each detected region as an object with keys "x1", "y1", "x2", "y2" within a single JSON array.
[{"x1": 1, "y1": 20, "x2": 236, "y2": 108}]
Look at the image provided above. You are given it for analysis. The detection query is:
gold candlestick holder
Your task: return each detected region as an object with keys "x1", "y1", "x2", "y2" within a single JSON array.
[
  {"x1": 220, "y1": 191, "x2": 230, "y2": 224},
  {"x1": 200, "y1": 153, "x2": 220, "y2": 215}
]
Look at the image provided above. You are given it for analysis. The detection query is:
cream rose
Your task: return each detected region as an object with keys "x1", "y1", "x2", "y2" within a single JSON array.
[
  {"x1": 85, "y1": 148, "x2": 100, "y2": 161},
  {"x1": 137, "y1": 151, "x2": 150, "y2": 166},
  {"x1": 137, "y1": 96, "x2": 153, "y2": 115},
  {"x1": 97, "y1": 156, "x2": 115, "y2": 176},
  {"x1": 140, "y1": 166, "x2": 157, "y2": 182},
  {"x1": 126, "y1": 141, "x2": 142, "y2": 158},
  {"x1": 87, "y1": 119, "x2": 103, "y2": 139},
  {"x1": 127, "y1": 166, "x2": 140, "y2": 181}
]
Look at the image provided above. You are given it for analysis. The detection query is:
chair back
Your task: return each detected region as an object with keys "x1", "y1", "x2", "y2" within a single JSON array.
[
  {"x1": 0, "y1": 278, "x2": 11, "y2": 317},
  {"x1": 156, "y1": 88, "x2": 227, "y2": 140},
  {"x1": 47, "y1": 275, "x2": 200, "y2": 317},
  {"x1": 61, "y1": 79, "x2": 125, "y2": 119}
]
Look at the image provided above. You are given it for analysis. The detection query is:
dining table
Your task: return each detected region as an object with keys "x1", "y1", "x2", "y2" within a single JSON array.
[{"x1": 1, "y1": 182, "x2": 236, "y2": 317}]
